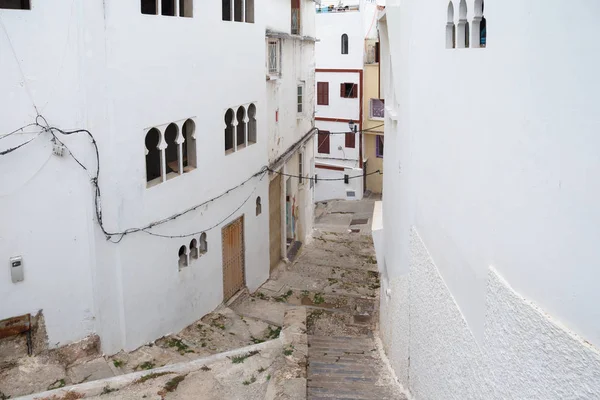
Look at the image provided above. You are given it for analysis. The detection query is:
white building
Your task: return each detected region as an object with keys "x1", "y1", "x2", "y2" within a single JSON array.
[
  {"x1": 0, "y1": 0, "x2": 314, "y2": 355},
  {"x1": 375, "y1": 1, "x2": 600, "y2": 399},
  {"x1": 313, "y1": 0, "x2": 382, "y2": 202},
  {"x1": 265, "y1": 1, "x2": 317, "y2": 269}
]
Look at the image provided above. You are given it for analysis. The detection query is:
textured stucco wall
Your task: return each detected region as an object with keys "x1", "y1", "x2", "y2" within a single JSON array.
[{"x1": 380, "y1": 227, "x2": 600, "y2": 399}]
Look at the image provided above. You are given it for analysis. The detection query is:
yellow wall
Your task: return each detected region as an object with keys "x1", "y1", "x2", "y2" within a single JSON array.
[{"x1": 362, "y1": 62, "x2": 384, "y2": 193}]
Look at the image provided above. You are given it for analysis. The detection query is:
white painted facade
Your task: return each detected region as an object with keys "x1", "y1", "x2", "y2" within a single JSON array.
[
  {"x1": 375, "y1": 1, "x2": 600, "y2": 398},
  {"x1": 0, "y1": 0, "x2": 313, "y2": 355},
  {"x1": 266, "y1": 0, "x2": 316, "y2": 253}
]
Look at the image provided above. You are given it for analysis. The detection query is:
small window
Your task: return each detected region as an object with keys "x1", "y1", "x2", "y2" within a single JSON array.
[
  {"x1": 248, "y1": 104, "x2": 257, "y2": 144},
  {"x1": 141, "y1": 0, "x2": 157, "y2": 14},
  {"x1": 182, "y1": 119, "x2": 196, "y2": 172},
  {"x1": 317, "y1": 130, "x2": 330, "y2": 154},
  {"x1": 291, "y1": 0, "x2": 300, "y2": 34},
  {"x1": 222, "y1": 0, "x2": 232, "y2": 20},
  {"x1": 164, "y1": 123, "x2": 180, "y2": 178},
  {"x1": 256, "y1": 197, "x2": 262, "y2": 216},
  {"x1": 234, "y1": 0, "x2": 243, "y2": 21},
  {"x1": 298, "y1": 152, "x2": 304, "y2": 184},
  {"x1": 245, "y1": 0, "x2": 254, "y2": 22},
  {"x1": 178, "y1": 246, "x2": 188, "y2": 269},
  {"x1": 237, "y1": 106, "x2": 247, "y2": 148},
  {"x1": 0, "y1": 0, "x2": 31, "y2": 9},
  {"x1": 376, "y1": 135, "x2": 384, "y2": 158},
  {"x1": 345, "y1": 132, "x2": 356, "y2": 149},
  {"x1": 199, "y1": 233, "x2": 208, "y2": 254},
  {"x1": 225, "y1": 109, "x2": 235, "y2": 153},
  {"x1": 370, "y1": 99, "x2": 385, "y2": 119},
  {"x1": 340, "y1": 83, "x2": 358, "y2": 99},
  {"x1": 162, "y1": 0, "x2": 175, "y2": 16},
  {"x1": 297, "y1": 85, "x2": 304, "y2": 114},
  {"x1": 190, "y1": 239, "x2": 199, "y2": 260},
  {"x1": 180, "y1": 0, "x2": 193, "y2": 17},
  {"x1": 446, "y1": 1, "x2": 455, "y2": 49},
  {"x1": 317, "y1": 82, "x2": 329, "y2": 106},
  {"x1": 341, "y1": 34, "x2": 349, "y2": 54},
  {"x1": 268, "y1": 40, "x2": 281, "y2": 76},
  {"x1": 145, "y1": 128, "x2": 162, "y2": 185}
]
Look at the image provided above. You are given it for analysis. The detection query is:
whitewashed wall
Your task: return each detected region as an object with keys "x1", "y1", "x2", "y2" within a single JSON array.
[
  {"x1": 0, "y1": 0, "x2": 275, "y2": 354},
  {"x1": 314, "y1": 120, "x2": 360, "y2": 164},
  {"x1": 315, "y1": 71, "x2": 361, "y2": 121},
  {"x1": 314, "y1": 166, "x2": 363, "y2": 202},
  {"x1": 377, "y1": 0, "x2": 600, "y2": 398},
  {"x1": 315, "y1": 9, "x2": 364, "y2": 69}
]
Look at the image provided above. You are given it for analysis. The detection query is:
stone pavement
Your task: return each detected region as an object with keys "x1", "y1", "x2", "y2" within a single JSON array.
[{"x1": 256, "y1": 198, "x2": 408, "y2": 400}]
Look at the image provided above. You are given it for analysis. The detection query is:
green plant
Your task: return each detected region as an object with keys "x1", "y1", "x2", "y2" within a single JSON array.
[
  {"x1": 101, "y1": 386, "x2": 118, "y2": 395},
  {"x1": 255, "y1": 292, "x2": 267, "y2": 300},
  {"x1": 250, "y1": 336, "x2": 265, "y2": 344},
  {"x1": 327, "y1": 278, "x2": 338, "y2": 284},
  {"x1": 283, "y1": 345, "x2": 294, "y2": 356},
  {"x1": 136, "y1": 361, "x2": 155, "y2": 371},
  {"x1": 274, "y1": 290, "x2": 293, "y2": 302},
  {"x1": 266, "y1": 326, "x2": 282, "y2": 339},
  {"x1": 166, "y1": 338, "x2": 190, "y2": 354},
  {"x1": 164, "y1": 375, "x2": 186, "y2": 392},
  {"x1": 230, "y1": 350, "x2": 260, "y2": 364},
  {"x1": 242, "y1": 376, "x2": 257, "y2": 385},
  {"x1": 257, "y1": 367, "x2": 266, "y2": 373},
  {"x1": 301, "y1": 290, "x2": 310, "y2": 297},
  {"x1": 135, "y1": 372, "x2": 172, "y2": 383},
  {"x1": 313, "y1": 293, "x2": 325, "y2": 304},
  {"x1": 47, "y1": 379, "x2": 66, "y2": 390},
  {"x1": 266, "y1": 374, "x2": 271, "y2": 381},
  {"x1": 112, "y1": 359, "x2": 124, "y2": 368}
]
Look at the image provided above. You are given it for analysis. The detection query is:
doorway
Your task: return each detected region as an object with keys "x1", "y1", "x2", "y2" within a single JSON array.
[
  {"x1": 269, "y1": 175, "x2": 282, "y2": 272},
  {"x1": 222, "y1": 216, "x2": 245, "y2": 302}
]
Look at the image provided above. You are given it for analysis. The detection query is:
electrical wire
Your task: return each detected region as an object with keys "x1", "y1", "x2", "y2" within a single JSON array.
[
  {"x1": 267, "y1": 167, "x2": 381, "y2": 181},
  {"x1": 0, "y1": 132, "x2": 42, "y2": 155}
]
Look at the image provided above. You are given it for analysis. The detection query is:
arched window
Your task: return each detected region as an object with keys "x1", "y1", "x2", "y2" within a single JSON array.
[
  {"x1": 145, "y1": 128, "x2": 162, "y2": 185},
  {"x1": 341, "y1": 34, "x2": 349, "y2": 54},
  {"x1": 472, "y1": 0, "x2": 486, "y2": 48},
  {"x1": 446, "y1": 2, "x2": 455, "y2": 49},
  {"x1": 225, "y1": 109, "x2": 235, "y2": 153},
  {"x1": 248, "y1": 104, "x2": 257, "y2": 145},
  {"x1": 457, "y1": 0, "x2": 468, "y2": 48},
  {"x1": 182, "y1": 119, "x2": 196, "y2": 172},
  {"x1": 164, "y1": 123, "x2": 180, "y2": 177},
  {"x1": 199, "y1": 233, "x2": 208, "y2": 254},
  {"x1": 222, "y1": 0, "x2": 232, "y2": 20},
  {"x1": 234, "y1": 0, "x2": 243, "y2": 21},
  {"x1": 256, "y1": 197, "x2": 262, "y2": 216},
  {"x1": 236, "y1": 106, "x2": 246, "y2": 148},
  {"x1": 178, "y1": 246, "x2": 188, "y2": 269},
  {"x1": 190, "y1": 239, "x2": 199, "y2": 260},
  {"x1": 245, "y1": 0, "x2": 254, "y2": 22}
]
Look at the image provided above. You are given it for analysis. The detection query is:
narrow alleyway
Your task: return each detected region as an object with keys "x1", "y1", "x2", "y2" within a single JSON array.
[{"x1": 254, "y1": 197, "x2": 408, "y2": 400}]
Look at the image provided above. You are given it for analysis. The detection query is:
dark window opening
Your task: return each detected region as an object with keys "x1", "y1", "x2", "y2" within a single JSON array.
[
  {"x1": 182, "y1": 119, "x2": 196, "y2": 172},
  {"x1": 180, "y1": 0, "x2": 193, "y2": 17},
  {"x1": 318, "y1": 130, "x2": 330, "y2": 154},
  {"x1": 237, "y1": 107, "x2": 246, "y2": 147},
  {"x1": 248, "y1": 104, "x2": 257, "y2": 144},
  {"x1": 376, "y1": 135, "x2": 384, "y2": 158},
  {"x1": 340, "y1": 83, "x2": 358, "y2": 98},
  {"x1": 225, "y1": 109, "x2": 235, "y2": 152},
  {"x1": 145, "y1": 128, "x2": 162, "y2": 184},
  {"x1": 234, "y1": 0, "x2": 243, "y2": 21},
  {"x1": 178, "y1": 246, "x2": 188, "y2": 269},
  {"x1": 345, "y1": 132, "x2": 356, "y2": 148},
  {"x1": 161, "y1": 0, "x2": 175, "y2": 15},
  {"x1": 317, "y1": 82, "x2": 329, "y2": 105},
  {"x1": 0, "y1": 0, "x2": 30, "y2": 10},
  {"x1": 245, "y1": 0, "x2": 254, "y2": 22},
  {"x1": 199, "y1": 233, "x2": 208, "y2": 254},
  {"x1": 291, "y1": 0, "x2": 300, "y2": 34},
  {"x1": 222, "y1": 0, "x2": 232, "y2": 20},
  {"x1": 256, "y1": 197, "x2": 262, "y2": 216},
  {"x1": 190, "y1": 239, "x2": 199, "y2": 260},
  {"x1": 164, "y1": 123, "x2": 179, "y2": 176},
  {"x1": 341, "y1": 33, "x2": 349, "y2": 54}
]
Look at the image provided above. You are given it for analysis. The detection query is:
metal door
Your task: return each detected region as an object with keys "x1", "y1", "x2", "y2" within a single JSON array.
[{"x1": 222, "y1": 216, "x2": 245, "y2": 302}]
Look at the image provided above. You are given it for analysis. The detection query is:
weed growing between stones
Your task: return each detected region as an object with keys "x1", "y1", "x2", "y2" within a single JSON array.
[
  {"x1": 135, "y1": 372, "x2": 173, "y2": 384},
  {"x1": 230, "y1": 350, "x2": 260, "y2": 364},
  {"x1": 242, "y1": 376, "x2": 257, "y2": 385}
]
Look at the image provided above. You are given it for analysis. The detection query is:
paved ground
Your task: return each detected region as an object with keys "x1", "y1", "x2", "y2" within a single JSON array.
[{"x1": 2, "y1": 196, "x2": 407, "y2": 399}]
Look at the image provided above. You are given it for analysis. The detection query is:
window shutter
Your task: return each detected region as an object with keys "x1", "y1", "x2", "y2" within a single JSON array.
[
  {"x1": 340, "y1": 83, "x2": 345, "y2": 98},
  {"x1": 351, "y1": 84, "x2": 358, "y2": 98},
  {"x1": 345, "y1": 132, "x2": 355, "y2": 148},
  {"x1": 318, "y1": 131, "x2": 330, "y2": 154},
  {"x1": 324, "y1": 83, "x2": 329, "y2": 105}
]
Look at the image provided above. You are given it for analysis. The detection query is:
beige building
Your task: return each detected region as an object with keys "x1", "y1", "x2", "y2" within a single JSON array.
[{"x1": 362, "y1": 39, "x2": 384, "y2": 194}]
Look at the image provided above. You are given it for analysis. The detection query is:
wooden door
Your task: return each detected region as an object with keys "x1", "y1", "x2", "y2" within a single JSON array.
[
  {"x1": 269, "y1": 175, "x2": 282, "y2": 272},
  {"x1": 222, "y1": 216, "x2": 245, "y2": 302}
]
